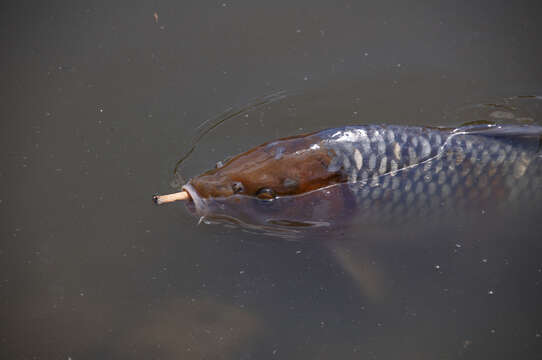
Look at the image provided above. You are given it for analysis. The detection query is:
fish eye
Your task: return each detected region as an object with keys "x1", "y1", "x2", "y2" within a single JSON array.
[
  {"x1": 256, "y1": 187, "x2": 276, "y2": 200},
  {"x1": 231, "y1": 181, "x2": 244, "y2": 194}
]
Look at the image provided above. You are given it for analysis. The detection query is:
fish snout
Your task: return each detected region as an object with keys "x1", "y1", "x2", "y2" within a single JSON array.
[{"x1": 189, "y1": 175, "x2": 240, "y2": 199}]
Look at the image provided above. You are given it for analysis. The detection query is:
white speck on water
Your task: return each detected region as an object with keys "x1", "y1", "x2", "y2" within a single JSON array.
[
  {"x1": 272, "y1": 349, "x2": 278, "y2": 355},
  {"x1": 490, "y1": 329, "x2": 496, "y2": 334},
  {"x1": 239, "y1": 270, "x2": 245, "y2": 275},
  {"x1": 396, "y1": 63, "x2": 401, "y2": 67},
  {"x1": 221, "y1": 2, "x2": 227, "y2": 7},
  {"x1": 97, "y1": 105, "x2": 104, "y2": 113},
  {"x1": 296, "y1": 29, "x2": 301, "y2": 33},
  {"x1": 434, "y1": 265, "x2": 440, "y2": 270},
  {"x1": 295, "y1": 250, "x2": 302, "y2": 255},
  {"x1": 536, "y1": 333, "x2": 541, "y2": 338},
  {"x1": 303, "y1": 75, "x2": 309, "y2": 81},
  {"x1": 320, "y1": 321, "x2": 325, "y2": 327},
  {"x1": 80, "y1": 291, "x2": 85, "y2": 297},
  {"x1": 455, "y1": 243, "x2": 462, "y2": 248},
  {"x1": 488, "y1": 289, "x2": 494, "y2": 295},
  {"x1": 363, "y1": 52, "x2": 369, "y2": 56},
  {"x1": 482, "y1": 258, "x2": 488, "y2": 263}
]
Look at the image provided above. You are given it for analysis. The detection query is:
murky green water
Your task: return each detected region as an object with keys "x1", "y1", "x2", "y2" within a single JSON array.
[{"x1": 2, "y1": 1, "x2": 542, "y2": 359}]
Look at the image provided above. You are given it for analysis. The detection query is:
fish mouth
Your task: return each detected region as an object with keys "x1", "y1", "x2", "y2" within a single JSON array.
[{"x1": 182, "y1": 183, "x2": 208, "y2": 216}]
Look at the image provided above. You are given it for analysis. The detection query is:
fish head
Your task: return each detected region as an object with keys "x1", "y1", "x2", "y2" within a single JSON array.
[
  {"x1": 186, "y1": 132, "x2": 345, "y2": 200},
  {"x1": 180, "y1": 132, "x2": 352, "y2": 236}
]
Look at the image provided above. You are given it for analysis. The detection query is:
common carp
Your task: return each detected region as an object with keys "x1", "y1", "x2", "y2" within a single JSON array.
[{"x1": 154, "y1": 123, "x2": 542, "y2": 237}]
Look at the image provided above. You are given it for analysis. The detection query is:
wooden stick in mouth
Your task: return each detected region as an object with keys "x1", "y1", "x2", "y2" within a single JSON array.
[{"x1": 153, "y1": 191, "x2": 191, "y2": 205}]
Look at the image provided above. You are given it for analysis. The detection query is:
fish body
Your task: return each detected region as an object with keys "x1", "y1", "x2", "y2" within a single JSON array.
[{"x1": 181, "y1": 124, "x2": 542, "y2": 235}]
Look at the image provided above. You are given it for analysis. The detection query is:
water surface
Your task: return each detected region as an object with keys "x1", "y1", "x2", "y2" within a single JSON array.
[{"x1": 2, "y1": 1, "x2": 542, "y2": 359}]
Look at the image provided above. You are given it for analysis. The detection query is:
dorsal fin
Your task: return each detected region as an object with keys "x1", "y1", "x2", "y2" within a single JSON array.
[
  {"x1": 451, "y1": 123, "x2": 542, "y2": 154},
  {"x1": 453, "y1": 123, "x2": 542, "y2": 138}
]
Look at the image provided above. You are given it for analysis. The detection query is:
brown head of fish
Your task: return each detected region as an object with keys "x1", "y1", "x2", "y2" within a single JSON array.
[
  {"x1": 180, "y1": 131, "x2": 354, "y2": 233},
  {"x1": 186, "y1": 132, "x2": 347, "y2": 201}
]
